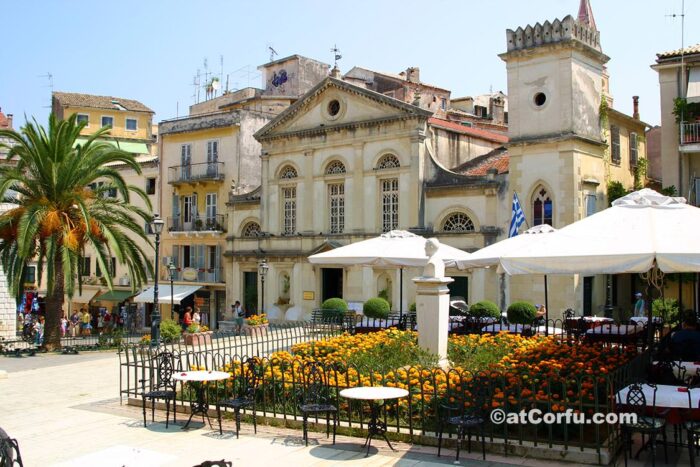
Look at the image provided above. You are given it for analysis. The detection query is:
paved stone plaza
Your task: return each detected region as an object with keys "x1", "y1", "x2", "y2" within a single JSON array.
[{"x1": 0, "y1": 352, "x2": 685, "y2": 466}]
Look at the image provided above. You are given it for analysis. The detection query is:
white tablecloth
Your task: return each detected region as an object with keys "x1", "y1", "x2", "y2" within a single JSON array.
[
  {"x1": 340, "y1": 386, "x2": 408, "y2": 401},
  {"x1": 630, "y1": 316, "x2": 663, "y2": 324},
  {"x1": 617, "y1": 384, "x2": 700, "y2": 409},
  {"x1": 586, "y1": 324, "x2": 645, "y2": 335},
  {"x1": 172, "y1": 370, "x2": 231, "y2": 382}
]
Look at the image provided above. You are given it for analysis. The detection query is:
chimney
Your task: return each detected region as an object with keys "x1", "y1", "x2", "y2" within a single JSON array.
[
  {"x1": 632, "y1": 96, "x2": 639, "y2": 120},
  {"x1": 406, "y1": 67, "x2": 420, "y2": 84},
  {"x1": 490, "y1": 96, "x2": 506, "y2": 125},
  {"x1": 330, "y1": 66, "x2": 341, "y2": 79}
]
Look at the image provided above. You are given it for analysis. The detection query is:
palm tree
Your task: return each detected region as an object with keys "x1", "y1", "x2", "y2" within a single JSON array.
[{"x1": 0, "y1": 114, "x2": 153, "y2": 350}]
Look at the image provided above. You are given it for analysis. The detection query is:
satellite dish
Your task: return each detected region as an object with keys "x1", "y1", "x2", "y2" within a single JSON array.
[{"x1": 211, "y1": 78, "x2": 220, "y2": 90}]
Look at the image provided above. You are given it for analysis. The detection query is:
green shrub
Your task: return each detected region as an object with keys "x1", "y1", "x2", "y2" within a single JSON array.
[
  {"x1": 364, "y1": 297, "x2": 390, "y2": 319},
  {"x1": 378, "y1": 288, "x2": 392, "y2": 309},
  {"x1": 160, "y1": 319, "x2": 182, "y2": 343},
  {"x1": 507, "y1": 301, "x2": 537, "y2": 324},
  {"x1": 652, "y1": 298, "x2": 679, "y2": 324},
  {"x1": 320, "y1": 298, "x2": 348, "y2": 322},
  {"x1": 409, "y1": 302, "x2": 417, "y2": 312},
  {"x1": 470, "y1": 300, "x2": 501, "y2": 319},
  {"x1": 186, "y1": 323, "x2": 200, "y2": 333}
]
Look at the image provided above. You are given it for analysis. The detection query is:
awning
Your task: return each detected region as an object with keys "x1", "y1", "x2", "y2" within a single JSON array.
[
  {"x1": 66, "y1": 287, "x2": 101, "y2": 303},
  {"x1": 95, "y1": 290, "x2": 136, "y2": 302},
  {"x1": 133, "y1": 285, "x2": 202, "y2": 305},
  {"x1": 75, "y1": 138, "x2": 149, "y2": 154},
  {"x1": 687, "y1": 68, "x2": 700, "y2": 103}
]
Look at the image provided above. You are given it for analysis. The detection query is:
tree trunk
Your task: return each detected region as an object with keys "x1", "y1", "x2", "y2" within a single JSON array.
[{"x1": 43, "y1": 257, "x2": 65, "y2": 351}]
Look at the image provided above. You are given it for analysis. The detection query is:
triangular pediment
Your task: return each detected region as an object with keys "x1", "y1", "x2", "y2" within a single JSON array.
[{"x1": 255, "y1": 77, "x2": 431, "y2": 140}]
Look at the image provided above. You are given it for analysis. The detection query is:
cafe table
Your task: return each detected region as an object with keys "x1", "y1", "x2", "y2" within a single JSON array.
[
  {"x1": 339, "y1": 386, "x2": 408, "y2": 457},
  {"x1": 616, "y1": 383, "x2": 700, "y2": 410},
  {"x1": 585, "y1": 324, "x2": 645, "y2": 344},
  {"x1": 172, "y1": 370, "x2": 231, "y2": 429}
]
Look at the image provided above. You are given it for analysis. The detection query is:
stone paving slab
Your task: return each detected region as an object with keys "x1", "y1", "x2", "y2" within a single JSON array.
[{"x1": 0, "y1": 351, "x2": 688, "y2": 466}]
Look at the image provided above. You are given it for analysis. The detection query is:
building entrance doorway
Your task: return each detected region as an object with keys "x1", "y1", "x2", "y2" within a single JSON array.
[
  {"x1": 243, "y1": 271, "x2": 258, "y2": 317},
  {"x1": 321, "y1": 268, "x2": 343, "y2": 302}
]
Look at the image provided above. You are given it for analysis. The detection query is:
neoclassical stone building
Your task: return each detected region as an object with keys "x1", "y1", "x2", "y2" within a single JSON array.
[{"x1": 226, "y1": 0, "x2": 648, "y2": 319}]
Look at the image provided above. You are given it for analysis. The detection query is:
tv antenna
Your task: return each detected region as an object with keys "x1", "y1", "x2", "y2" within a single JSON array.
[
  {"x1": 38, "y1": 72, "x2": 54, "y2": 108},
  {"x1": 331, "y1": 44, "x2": 342, "y2": 68},
  {"x1": 268, "y1": 46, "x2": 278, "y2": 62}
]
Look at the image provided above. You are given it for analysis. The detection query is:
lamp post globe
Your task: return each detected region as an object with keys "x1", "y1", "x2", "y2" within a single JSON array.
[
  {"x1": 150, "y1": 214, "x2": 165, "y2": 346},
  {"x1": 258, "y1": 259, "x2": 269, "y2": 315}
]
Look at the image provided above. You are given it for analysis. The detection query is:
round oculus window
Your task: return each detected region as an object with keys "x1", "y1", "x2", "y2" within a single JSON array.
[
  {"x1": 534, "y1": 92, "x2": 547, "y2": 107},
  {"x1": 327, "y1": 99, "x2": 341, "y2": 116}
]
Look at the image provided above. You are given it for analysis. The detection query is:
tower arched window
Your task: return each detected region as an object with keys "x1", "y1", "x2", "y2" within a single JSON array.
[
  {"x1": 532, "y1": 186, "x2": 553, "y2": 226},
  {"x1": 376, "y1": 154, "x2": 400, "y2": 170},
  {"x1": 279, "y1": 165, "x2": 298, "y2": 179},
  {"x1": 241, "y1": 221, "x2": 261, "y2": 237},
  {"x1": 441, "y1": 212, "x2": 475, "y2": 232},
  {"x1": 325, "y1": 160, "x2": 346, "y2": 175}
]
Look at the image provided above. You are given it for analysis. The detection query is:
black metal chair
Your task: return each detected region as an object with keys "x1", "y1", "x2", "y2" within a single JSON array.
[
  {"x1": 616, "y1": 380, "x2": 668, "y2": 467},
  {"x1": 437, "y1": 372, "x2": 493, "y2": 461},
  {"x1": 0, "y1": 427, "x2": 24, "y2": 467},
  {"x1": 683, "y1": 378, "x2": 700, "y2": 467},
  {"x1": 140, "y1": 351, "x2": 177, "y2": 428},
  {"x1": 299, "y1": 362, "x2": 338, "y2": 446},
  {"x1": 216, "y1": 358, "x2": 260, "y2": 438},
  {"x1": 650, "y1": 359, "x2": 687, "y2": 386}
]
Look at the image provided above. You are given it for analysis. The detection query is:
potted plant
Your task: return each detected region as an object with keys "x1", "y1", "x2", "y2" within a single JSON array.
[
  {"x1": 243, "y1": 314, "x2": 269, "y2": 337},
  {"x1": 183, "y1": 323, "x2": 212, "y2": 346},
  {"x1": 194, "y1": 218, "x2": 203, "y2": 231}
]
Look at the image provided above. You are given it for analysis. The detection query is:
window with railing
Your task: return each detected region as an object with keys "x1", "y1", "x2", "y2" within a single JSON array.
[
  {"x1": 381, "y1": 178, "x2": 399, "y2": 232},
  {"x1": 328, "y1": 183, "x2": 344, "y2": 234},
  {"x1": 282, "y1": 186, "x2": 296, "y2": 235}
]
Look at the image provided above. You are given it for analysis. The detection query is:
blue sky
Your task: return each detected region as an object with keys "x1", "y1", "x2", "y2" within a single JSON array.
[{"x1": 2, "y1": 0, "x2": 697, "y2": 127}]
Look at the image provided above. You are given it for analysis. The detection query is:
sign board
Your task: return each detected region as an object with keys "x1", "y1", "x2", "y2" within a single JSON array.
[
  {"x1": 182, "y1": 268, "x2": 198, "y2": 281},
  {"x1": 303, "y1": 291, "x2": 315, "y2": 301}
]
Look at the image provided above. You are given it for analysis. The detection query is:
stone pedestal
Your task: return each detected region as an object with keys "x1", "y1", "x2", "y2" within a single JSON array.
[{"x1": 413, "y1": 276, "x2": 453, "y2": 368}]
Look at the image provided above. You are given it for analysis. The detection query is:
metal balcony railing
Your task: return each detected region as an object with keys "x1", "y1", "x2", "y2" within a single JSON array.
[
  {"x1": 168, "y1": 162, "x2": 225, "y2": 184},
  {"x1": 681, "y1": 122, "x2": 700, "y2": 145},
  {"x1": 168, "y1": 214, "x2": 227, "y2": 233},
  {"x1": 169, "y1": 267, "x2": 224, "y2": 283}
]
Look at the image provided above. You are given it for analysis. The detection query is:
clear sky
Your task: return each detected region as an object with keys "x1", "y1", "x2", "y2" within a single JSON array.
[{"x1": 2, "y1": 0, "x2": 697, "y2": 127}]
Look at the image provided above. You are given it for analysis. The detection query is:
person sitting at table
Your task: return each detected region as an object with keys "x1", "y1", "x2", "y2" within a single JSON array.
[
  {"x1": 533, "y1": 304, "x2": 546, "y2": 326},
  {"x1": 670, "y1": 314, "x2": 700, "y2": 361}
]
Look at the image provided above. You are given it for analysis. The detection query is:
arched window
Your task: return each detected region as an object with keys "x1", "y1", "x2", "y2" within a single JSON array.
[
  {"x1": 325, "y1": 160, "x2": 346, "y2": 175},
  {"x1": 441, "y1": 212, "x2": 475, "y2": 232},
  {"x1": 241, "y1": 221, "x2": 261, "y2": 237},
  {"x1": 279, "y1": 165, "x2": 298, "y2": 179},
  {"x1": 376, "y1": 154, "x2": 400, "y2": 170},
  {"x1": 532, "y1": 186, "x2": 553, "y2": 226}
]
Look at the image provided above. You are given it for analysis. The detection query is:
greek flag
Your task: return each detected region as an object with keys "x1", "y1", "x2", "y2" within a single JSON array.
[{"x1": 509, "y1": 192, "x2": 525, "y2": 237}]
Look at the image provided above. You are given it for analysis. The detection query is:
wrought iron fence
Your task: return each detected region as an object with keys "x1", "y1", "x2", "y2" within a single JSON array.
[{"x1": 122, "y1": 340, "x2": 650, "y2": 464}]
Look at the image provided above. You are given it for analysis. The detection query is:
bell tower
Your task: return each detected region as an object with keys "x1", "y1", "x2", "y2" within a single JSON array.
[{"x1": 499, "y1": 0, "x2": 610, "y2": 314}]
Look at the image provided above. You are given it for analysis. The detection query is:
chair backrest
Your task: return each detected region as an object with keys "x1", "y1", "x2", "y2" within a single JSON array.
[
  {"x1": 152, "y1": 351, "x2": 175, "y2": 391},
  {"x1": 0, "y1": 427, "x2": 23, "y2": 467},
  {"x1": 622, "y1": 381, "x2": 658, "y2": 428},
  {"x1": 239, "y1": 358, "x2": 261, "y2": 399},
  {"x1": 302, "y1": 362, "x2": 329, "y2": 406}
]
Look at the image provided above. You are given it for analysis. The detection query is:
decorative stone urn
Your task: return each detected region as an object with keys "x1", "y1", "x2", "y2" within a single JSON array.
[
  {"x1": 243, "y1": 323, "x2": 269, "y2": 337},
  {"x1": 183, "y1": 331, "x2": 213, "y2": 346}
]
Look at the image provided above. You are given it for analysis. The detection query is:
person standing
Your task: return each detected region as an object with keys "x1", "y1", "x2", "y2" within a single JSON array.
[
  {"x1": 633, "y1": 292, "x2": 645, "y2": 318},
  {"x1": 81, "y1": 308, "x2": 91, "y2": 336},
  {"x1": 60, "y1": 313, "x2": 68, "y2": 338},
  {"x1": 192, "y1": 308, "x2": 201, "y2": 328},
  {"x1": 183, "y1": 306, "x2": 193, "y2": 330},
  {"x1": 232, "y1": 301, "x2": 244, "y2": 334},
  {"x1": 70, "y1": 310, "x2": 80, "y2": 337}
]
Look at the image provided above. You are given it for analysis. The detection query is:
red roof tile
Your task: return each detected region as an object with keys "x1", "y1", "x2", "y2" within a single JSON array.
[
  {"x1": 452, "y1": 147, "x2": 509, "y2": 176},
  {"x1": 428, "y1": 117, "x2": 508, "y2": 144}
]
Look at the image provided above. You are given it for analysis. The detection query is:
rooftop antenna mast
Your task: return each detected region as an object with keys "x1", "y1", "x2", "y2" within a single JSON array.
[
  {"x1": 331, "y1": 44, "x2": 342, "y2": 68},
  {"x1": 268, "y1": 46, "x2": 278, "y2": 62},
  {"x1": 667, "y1": 0, "x2": 687, "y2": 197},
  {"x1": 192, "y1": 69, "x2": 201, "y2": 104},
  {"x1": 38, "y1": 72, "x2": 53, "y2": 108}
]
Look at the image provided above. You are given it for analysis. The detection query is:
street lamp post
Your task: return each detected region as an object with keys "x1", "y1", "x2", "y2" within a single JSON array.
[
  {"x1": 258, "y1": 259, "x2": 269, "y2": 315},
  {"x1": 150, "y1": 214, "x2": 165, "y2": 346},
  {"x1": 168, "y1": 260, "x2": 177, "y2": 322}
]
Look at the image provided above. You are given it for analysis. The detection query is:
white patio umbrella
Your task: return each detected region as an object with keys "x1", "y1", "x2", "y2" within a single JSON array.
[
  {"x1": 497, "y1": 189, "x2": 700, "y2": 345},
  {"x1": 308, "y1": 230, "x2": 471, "y2": 316},
  {"x1": 454, "y1": 224, "x2": 557, "y2": 333}
]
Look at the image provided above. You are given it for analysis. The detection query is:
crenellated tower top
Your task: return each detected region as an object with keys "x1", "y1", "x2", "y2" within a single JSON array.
[{"x1": 505, "y1": 14, "x2": 601, "y2": 54}]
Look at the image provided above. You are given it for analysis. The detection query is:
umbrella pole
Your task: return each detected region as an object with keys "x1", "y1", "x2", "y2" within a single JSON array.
[
  {"x1": 544, "y1": 275, "x2": 549, "y2": 336},
  {"x1": 399, "y1": 268, "x2": 403, "y2": 320}
]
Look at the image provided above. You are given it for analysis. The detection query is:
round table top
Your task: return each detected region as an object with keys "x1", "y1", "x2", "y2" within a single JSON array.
[
  {"x1": 172, "y1": 370, "x2": 231, "y2": 382},
  {"x1": 339, "y1": 386, "x2": 409, "y2": 400}
]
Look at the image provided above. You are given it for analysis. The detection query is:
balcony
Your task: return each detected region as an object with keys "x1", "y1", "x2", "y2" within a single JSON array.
[
  {"x1": 680, "y1": 122, "x2": 700, "y2": 152},
  {"x1": 168, "y1": 162, "x2": 225, "y2": 185},
  {"x1": 168, "y1": 214, "x2": 227, "y2": 234},
  {"x1": 171, "y1": 267, "x2": 223, "y2": 283}
]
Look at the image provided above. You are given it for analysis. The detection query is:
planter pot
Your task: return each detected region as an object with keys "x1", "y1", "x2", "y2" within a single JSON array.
[
  {"x1": 243, "y1": 323, "x2": 269, "y2": 337},
  {"x1": 183, "y1": 331, "x2": 213, "y2": 346}
]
